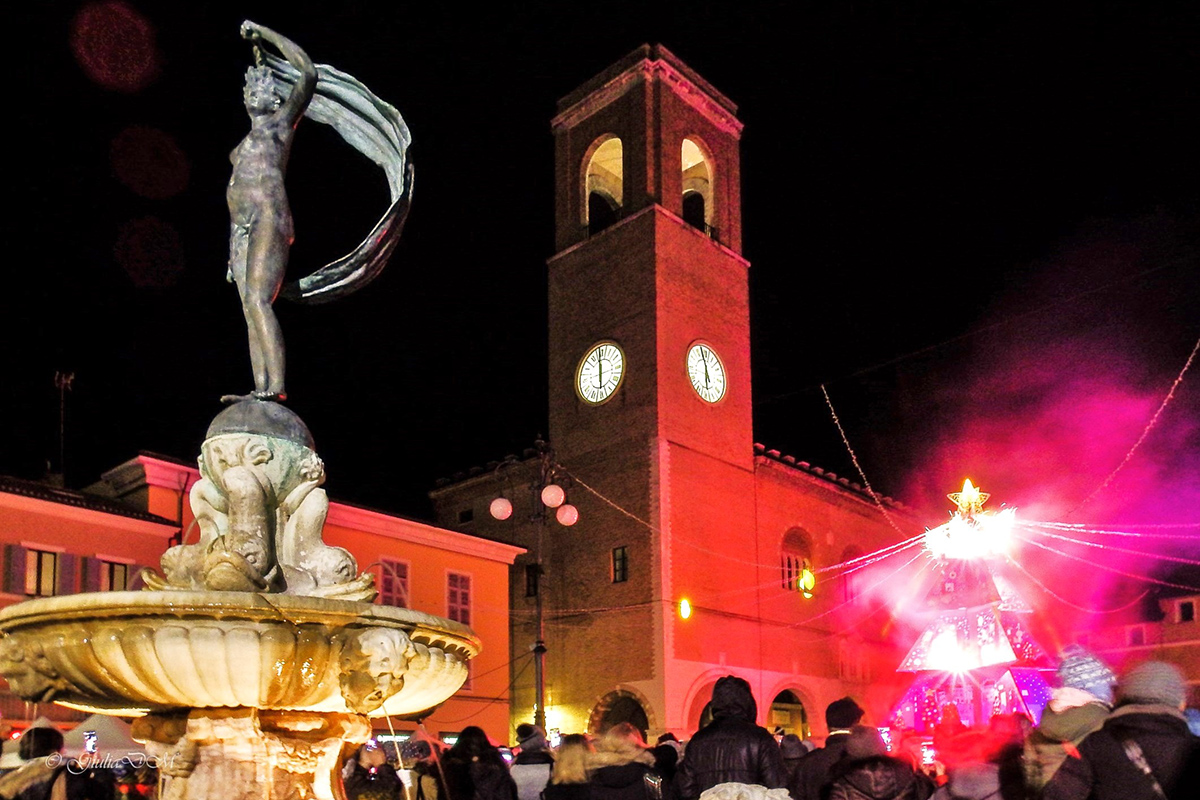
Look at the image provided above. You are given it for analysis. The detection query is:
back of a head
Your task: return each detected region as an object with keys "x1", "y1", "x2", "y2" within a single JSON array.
[
  {"x1": 844, "y1": 726, "x2": 887, "y2": 760},
  {"x1": 1118, "y1": 660, "x2": 1187, "y2": 709},
  {"x1": 825, "y1": 697, "x2": 865, "y2": 730},
  {"x1": 600, "y1": 722, "x2": 646, "y2": 751},
  {"x1": 516, "y1": 723, "x2": 548, "y2": 752},
  {"x1": 552, "y1": 734, "x2": 593, "y2": 785},
  {"x1": 19, "y1": 727, "x2": 64, "y2": 761},
  {"x1": 451, "y1": 726, "x2": 495, "y2": 760},
  {"x1": 710, "y1": 675, "x2": 757, "y2": 723},
  {"x1": 779, "y1": 733, "x2": 805, "y2": 759},
  {"x1": 1056, "y1": 645, "x2": 1116, "y2": 705}
]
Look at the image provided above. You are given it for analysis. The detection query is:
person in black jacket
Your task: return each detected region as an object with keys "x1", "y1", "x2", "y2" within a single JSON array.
[
  {"x1": 1043, "y1": 660, "x2": 1199, "y2": 800},
  {"x1": 790, "y1": 697, "x2": 865, "y2": 800},
  {"x1": 441, "y1": 727, "x2": 519, "y2": 800},
  {"x1": 672, "y1": 676, "x2": 786, "y2": 800},
  {"x1": 827, "y1": 726, "x2": 933, "y2": 800}
]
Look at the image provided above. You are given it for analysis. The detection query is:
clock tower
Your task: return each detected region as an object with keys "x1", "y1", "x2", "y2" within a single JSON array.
[{"x1": 543, "y1": 44, "x2": 756, "y2": 733}]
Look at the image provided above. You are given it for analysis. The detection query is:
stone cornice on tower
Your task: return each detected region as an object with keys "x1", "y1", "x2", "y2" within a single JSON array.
[{"x1": 552, "y1": 44, "x2": 743, "y2": 138}]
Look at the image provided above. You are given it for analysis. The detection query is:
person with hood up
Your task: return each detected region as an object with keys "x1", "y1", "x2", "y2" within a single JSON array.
[
  {"x1": 1043, "y1": 660, "x2": 1200, "y2": 800},
  {"x1": 672, "y1": 676, "x2": 786, "y2": 800},
  {"x1": 1023, "y1": 646, "x2": 1116, "y2": 795},
  {"x1": 789, "y1": 697, "x2": 866, "y2": 800},
  {"x1": 587, "y1": 724, "x2": 660, "y2": 800},
  {"x1": 511, "y1": 724, "x2": 555, "y2": 800},
  {"x1": 827, "y1": 726, "x2": 933, "y2": 800},
  {"x1": 441, "y1": 727, "x2": 519, "y2": 800}
]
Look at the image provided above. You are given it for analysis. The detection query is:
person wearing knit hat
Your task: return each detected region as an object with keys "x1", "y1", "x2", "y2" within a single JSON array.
[
  {"x1": 511, "y1": 723, "x2": 554, "y2": 800},
  {"x1": 1024, "y1": 646, "x2": 1118, "y2": 794},
  {"x1": 1044, "y1": 660, "x2": 1199, "y2": 800},
  {"x1": 1057, "y1": 645, "x2": 1117, "y2": 705},
  {"x1": 788, "y1": 697, "x2": 868, "y2": 800}
]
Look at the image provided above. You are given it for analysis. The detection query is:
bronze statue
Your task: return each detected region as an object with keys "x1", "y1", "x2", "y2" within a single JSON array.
[
  {"x1": 224, "y1": 21, "x2": 414, "y2": 403},
  {"x1": 227, "y1": 21, "x2": 315, "y2": 402}
]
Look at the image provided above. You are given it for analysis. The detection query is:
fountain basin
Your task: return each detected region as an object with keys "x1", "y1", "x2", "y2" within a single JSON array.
[{"x1": 0, "y1": 591, "x2": 479, "y2": 717}]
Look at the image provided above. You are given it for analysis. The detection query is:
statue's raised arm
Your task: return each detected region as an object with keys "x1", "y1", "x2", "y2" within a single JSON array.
[{"x1": 242, "y1": 21, "x2": 316, "y2": 130}]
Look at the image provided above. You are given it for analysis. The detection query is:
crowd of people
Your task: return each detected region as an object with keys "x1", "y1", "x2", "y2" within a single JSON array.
[
  {"x1": 1, "y1": 655, "x2": 1193, "y2": 800},
  {"x1": 349, "y1": 659, "x2": 1197, "y2": 800}
]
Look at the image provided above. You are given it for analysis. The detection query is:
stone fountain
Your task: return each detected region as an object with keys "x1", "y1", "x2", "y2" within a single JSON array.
[{"x1": 0, "y1": 22, "x2": 469, "y2": 800}]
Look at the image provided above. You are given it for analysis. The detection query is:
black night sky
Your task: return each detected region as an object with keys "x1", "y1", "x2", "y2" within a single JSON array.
[{"x1": 7, "y1": 1, "x2": 1199, "y2": 529}]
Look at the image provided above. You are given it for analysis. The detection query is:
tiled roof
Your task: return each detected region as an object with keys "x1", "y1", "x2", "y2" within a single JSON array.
[
  {"x1": 753, "y1": 443, "x2": 910, "y2": 510},
  {"x1": 0, "y1": 474, "x2": 177, "y2": 526}
]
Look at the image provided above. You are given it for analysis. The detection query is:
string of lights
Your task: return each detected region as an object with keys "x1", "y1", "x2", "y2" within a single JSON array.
[
  {"x1": 1015, "y1": 533, "x2": 1200, "y2": 592},
  {"x1": 1066, "y1": 336, "x2": 1200, "y2": 517},
  {"x1": 820, "y1": 384, "x2": 912, "y2": 538},
  {"x1": 1022, "y1": 520, "x2": 1200, "y2": 537},
  {"x1": 817, "y1": 534, "x2": 925, "y2": 575},
  {"x1": 1002, "y1": 554, "x2": 1152, "y2": 615},
  {"x1": 785, "y1": 550, "x2": 927, "y2": 631},
  {"x1": 792, "y1": 559, "x2": 934, "y2": 642},
  {"x1": 1018, "y1": 524, "x2": 1200, "y2": 566}
]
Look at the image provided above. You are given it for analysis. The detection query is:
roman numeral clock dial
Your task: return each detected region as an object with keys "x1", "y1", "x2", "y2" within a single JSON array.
[
  {"x1": 686, "y1": 343, "x2": 726, "y2": 403},
  {"x1": 576, "y1": 342, "x2": 626, "y2": 405}
]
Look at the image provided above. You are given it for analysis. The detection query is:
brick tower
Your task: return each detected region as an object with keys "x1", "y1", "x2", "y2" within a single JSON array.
[{"x1": 432, "y1": 45, "x2": 917, "y2": 742}]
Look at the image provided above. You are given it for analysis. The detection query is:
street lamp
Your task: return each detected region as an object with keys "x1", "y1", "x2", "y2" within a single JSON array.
[{"x1": 489, "y1": 438, "x2": 577, "y2": 730}]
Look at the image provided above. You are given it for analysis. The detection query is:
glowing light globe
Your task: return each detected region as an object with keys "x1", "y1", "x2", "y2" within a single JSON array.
[
  {"x1": 555, "y1": 503, "x2": 578, "y2": 526},
  {"x1": 489, "y1": 497, "x2": 513, "y2": 520},
  {"x1": 541, "y1": 484, "x2": 566, "y2": 508}
]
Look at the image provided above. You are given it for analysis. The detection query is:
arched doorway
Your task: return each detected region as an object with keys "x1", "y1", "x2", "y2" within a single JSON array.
[
  {"x1": 769, "y1": 689, "x2": 809, "y2": 738},
  {"x1": 589, "y1": 689, "x2": 650, "y2": 741}
]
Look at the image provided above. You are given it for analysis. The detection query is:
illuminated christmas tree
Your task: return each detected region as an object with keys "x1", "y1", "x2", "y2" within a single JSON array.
[{"x1": 890, "y1": 481, "x2": 1053, "y2": 733}]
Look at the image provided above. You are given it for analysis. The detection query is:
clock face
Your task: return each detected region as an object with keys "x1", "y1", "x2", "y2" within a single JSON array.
[
  {"x1": 686, "y1": 343, "x2": 726, "y2": 403},
  {"x1": 576, "y1": 342, "x2": 625, "y2": 405}
]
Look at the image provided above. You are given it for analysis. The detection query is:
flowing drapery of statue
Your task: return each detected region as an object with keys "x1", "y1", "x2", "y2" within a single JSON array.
[{"x1": 225, "y1": 20, "x2": 414, "y2": 403}]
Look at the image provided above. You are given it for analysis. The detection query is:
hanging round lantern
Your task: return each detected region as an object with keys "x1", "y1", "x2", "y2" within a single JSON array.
[
  {"x1": 555, "y1": 503, "x2": 578, "y2": 526},
  {"x1": 541, "y1": 484, "x2": 566, "y2": 508},
  {"x1": 489, "y1": 497, "x2": 513, "y2": 520}
]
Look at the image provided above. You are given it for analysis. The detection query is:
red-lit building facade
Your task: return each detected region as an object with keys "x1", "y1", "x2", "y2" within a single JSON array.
[
  {"x1": 1, "y1": 455, "x2": 523, "y2": 741},
  {"x1": 430, "y1": 46, "x2": 924, "y2": 742}
]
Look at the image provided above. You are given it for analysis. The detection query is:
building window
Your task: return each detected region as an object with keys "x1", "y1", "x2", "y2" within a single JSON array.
[
  {"x1": 100, "y1": 561, "x2": 128, "y2": 592},
  {"x1": 448, "y1": 572, "x2": 471, "y2": 625},
  {"x1": 525, "y1": 563, "x2": 540, "y2": 597},
  {"x1": 457, "y1": 508, "x2": 474, "y2": 525},
  {"x1": 612, "y1": 546, "x2": 628, "y2": 583},
  {"x1": 1127, "y1": 625, "x2": 1145, "y2": 647},
  {"x1": 379, "y1": 558, "x2": 409, "y2": 607},
  {"x1": 1179, "y1": 600, "x2": 1195, "y2": 623},
  {"x1": 25, "y1": 550, "x2": 58, "y2": 597},
  {"x1": 780, "y1": 528, "x2": 815, "y2": 595}
]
